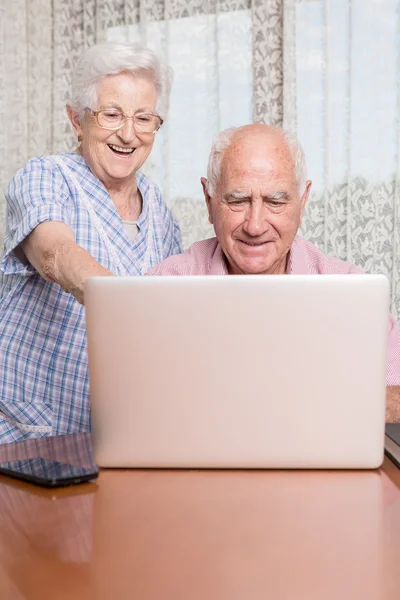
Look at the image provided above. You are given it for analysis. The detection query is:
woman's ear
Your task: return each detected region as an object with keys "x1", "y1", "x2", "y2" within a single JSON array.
[
  {"x1": 201, "y1": 177, "x2": 213, "y2": 224},
  {"x1": 66, "y1": 105, "x2": 83, "y2": 140}
]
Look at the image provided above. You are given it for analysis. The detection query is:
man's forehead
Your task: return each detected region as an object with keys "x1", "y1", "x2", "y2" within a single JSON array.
[
  {"x1": 220, "y1": 152, "x2": 296, "y2": 191},
  {"x1": 222, "y1": 133, "x2": 294, "y2": 178}
]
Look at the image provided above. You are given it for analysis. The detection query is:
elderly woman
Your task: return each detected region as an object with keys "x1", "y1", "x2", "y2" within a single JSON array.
[{"x1": 0, "y1": 42, "x2": 182, "y2": 442}]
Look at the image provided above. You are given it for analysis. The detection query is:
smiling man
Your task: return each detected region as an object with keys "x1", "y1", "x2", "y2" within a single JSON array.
[{"x1": 147, "y1": 124, "x2": 400, "y2": 421}]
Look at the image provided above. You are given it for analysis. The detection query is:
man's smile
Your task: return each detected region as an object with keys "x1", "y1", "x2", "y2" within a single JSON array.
[{"x1": 237, "y1": 239, "x2": 272, "y2": 247}]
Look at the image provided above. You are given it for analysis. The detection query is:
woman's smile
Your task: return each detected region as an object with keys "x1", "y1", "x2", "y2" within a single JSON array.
[{"x1": 107, "y1": 143, "x2": 135, "y2": 156}]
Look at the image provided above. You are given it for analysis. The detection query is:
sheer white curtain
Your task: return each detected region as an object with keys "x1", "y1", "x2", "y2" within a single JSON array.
[
  {"x1": 108, "y1": 6, "x2": 253, "y2": 248},
  {"x1": 0, "y1": 0, "x2": 53, "y2": 237},
  {"x1": 283, "y1": 0, "x2": 400, "y2": 319}
]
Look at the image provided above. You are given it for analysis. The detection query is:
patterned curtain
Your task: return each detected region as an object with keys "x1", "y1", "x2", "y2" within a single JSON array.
[
  {"x1": 0, "y1": 0, "x2": 399, "y2": 319},
  {"x1": 283, "y1": 0, "x2": 400, "y2": 320}
]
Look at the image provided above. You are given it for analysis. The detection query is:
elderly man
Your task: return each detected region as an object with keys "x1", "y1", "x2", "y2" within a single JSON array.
[{"x1": 147, "y1": 124, "x2": 400, "y2": 421}]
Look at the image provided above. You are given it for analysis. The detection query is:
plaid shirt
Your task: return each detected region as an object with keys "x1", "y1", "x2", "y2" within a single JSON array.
[
  {"x1": 147, "y1": 236, "x2": 400, "y2": 386},
  {"x1": 0, "y1": 152, "x2": 182, "y2": 442}
]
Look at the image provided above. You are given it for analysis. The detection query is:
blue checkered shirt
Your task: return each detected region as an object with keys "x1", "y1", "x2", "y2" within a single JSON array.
[{"x1": 0, "y1": 152, "x2": 182, "y2": 442}]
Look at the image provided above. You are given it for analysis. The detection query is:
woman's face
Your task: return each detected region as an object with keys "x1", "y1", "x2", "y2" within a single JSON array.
[{"x1": 68, "y1": 71, "x2": 158, "y2": 188}]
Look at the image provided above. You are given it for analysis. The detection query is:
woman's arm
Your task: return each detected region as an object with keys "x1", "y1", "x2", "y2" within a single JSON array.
[{"x1": 21, "y1": 221, "x2": 113, "y2": 304}]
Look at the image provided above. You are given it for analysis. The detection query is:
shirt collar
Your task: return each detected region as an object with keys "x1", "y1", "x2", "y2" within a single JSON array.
[
  {"x1": 209, "y1": 242, "x2": 229, "y2": 275},
  {"x1": 286, "y1": 236, "x2": 311, "y2": 274}
]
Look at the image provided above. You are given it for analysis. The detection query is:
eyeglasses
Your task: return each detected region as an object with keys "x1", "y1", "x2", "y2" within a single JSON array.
[{"x1": 86, "y1": 108, "x2": 163, "y2": 133}]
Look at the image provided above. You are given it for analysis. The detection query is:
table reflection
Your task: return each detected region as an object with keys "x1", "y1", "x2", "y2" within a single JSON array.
[
  {"x1": 0, "y1": 432, "x2": 95, "y2": 469},
  {"x1": 0, "y1": 434, "x2": 96, "y2": 600},
  {"x1": 0, "y1": 429, "x2": 398, "y2": 600},
  {"x1": 92, "y1": 469, "x2": 386, "y2": 600}
]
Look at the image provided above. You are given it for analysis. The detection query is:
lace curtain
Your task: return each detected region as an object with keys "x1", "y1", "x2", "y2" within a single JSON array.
[
  {"x1": 0, "y1": 0, "x2": 399, "y2": 319},
  {"x1": 284, "y1": 0, "x2": 400, "y2": 319}
]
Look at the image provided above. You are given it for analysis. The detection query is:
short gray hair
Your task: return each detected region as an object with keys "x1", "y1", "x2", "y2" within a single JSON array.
[
  {"x1": 69, "y1": 42, "x2": 173, "y2": 120},
  {"x1": 206, "y1": 126, "x2": 307, "y2": 196}
]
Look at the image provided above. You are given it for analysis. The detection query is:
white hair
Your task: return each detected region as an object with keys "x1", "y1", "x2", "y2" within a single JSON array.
[
  {"x1": 69, "y1": 42, "x2": 173, "y2": 120},
  {"x1": 206, "y1": 126, "x2": 307, "y2": 196}
]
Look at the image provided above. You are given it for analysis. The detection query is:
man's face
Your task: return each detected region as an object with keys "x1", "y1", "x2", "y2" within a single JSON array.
[{"x1": 203, "y1": 131, "x2": 311, "y2": 275}]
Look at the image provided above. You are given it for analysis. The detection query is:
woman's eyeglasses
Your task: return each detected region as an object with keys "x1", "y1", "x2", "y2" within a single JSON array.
[{"x1": 86, "y1": 108, "x2": 163, "y2": 133}]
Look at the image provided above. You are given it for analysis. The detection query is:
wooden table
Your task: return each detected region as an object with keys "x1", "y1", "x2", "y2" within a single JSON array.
[{"x1": 0, "y1": 434, "x2": 399, "y2": 599}]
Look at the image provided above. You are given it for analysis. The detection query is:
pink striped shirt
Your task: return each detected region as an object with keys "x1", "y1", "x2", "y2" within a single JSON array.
[{"x1": 147, "y1": 236, "x2": 400, "y2": 385}]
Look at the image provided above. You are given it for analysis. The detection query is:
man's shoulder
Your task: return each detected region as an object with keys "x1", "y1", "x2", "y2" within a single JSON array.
[
  {"x1": 146, "y1": 237, "x2": 219, "y2": 276},
  {"x1": 292, "y1": 236, "x2": 364, "y2": 274}
]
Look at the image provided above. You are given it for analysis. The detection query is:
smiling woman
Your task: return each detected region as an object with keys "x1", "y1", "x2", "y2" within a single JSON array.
[
  {"x1": 68, "y1": 71, "x2": 159, "y2": 217},
  {"x1": 0, "y1": 42, "x2": 183, "y2": 443}
]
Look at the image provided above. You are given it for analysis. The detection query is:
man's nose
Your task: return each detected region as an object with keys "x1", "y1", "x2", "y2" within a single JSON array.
[{"x1": 243, "y1": 202, "x2": 267, "y2": 236}]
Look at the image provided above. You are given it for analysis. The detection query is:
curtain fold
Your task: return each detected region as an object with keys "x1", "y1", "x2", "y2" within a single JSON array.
[{"x1": 252, "y1": 0, "x2": 283, "y2": 127}]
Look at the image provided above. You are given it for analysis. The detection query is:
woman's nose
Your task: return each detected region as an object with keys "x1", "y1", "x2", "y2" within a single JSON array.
[{"x1": 116, "y1": 119, "x2": 139, "y2": 143}]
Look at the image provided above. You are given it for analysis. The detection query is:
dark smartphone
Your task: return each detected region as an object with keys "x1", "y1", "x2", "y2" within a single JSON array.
[{"x1": 0, "y1": 457, "x2": 99, "y2": 488}]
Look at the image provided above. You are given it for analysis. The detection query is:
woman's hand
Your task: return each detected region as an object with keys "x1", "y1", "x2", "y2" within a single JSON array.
[{"x1": 21, "y1": 221, "x2": 113, "y2": 304}]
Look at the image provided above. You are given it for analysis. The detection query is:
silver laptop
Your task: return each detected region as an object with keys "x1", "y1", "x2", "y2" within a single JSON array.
[{"x1": 85, "y1": 275, "x2": 388, "y2": 469}]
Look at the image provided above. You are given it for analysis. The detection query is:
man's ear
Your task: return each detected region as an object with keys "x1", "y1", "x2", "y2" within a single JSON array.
[
  {"x1": 66, "y1": 105, "x2": 83, "y2": 140},
  {"x1": 300, "y1": 180, "x2": 312, "y2": 220},
  {"x1": 201, "y1": 177, "x2": 213, "y2": 225}
]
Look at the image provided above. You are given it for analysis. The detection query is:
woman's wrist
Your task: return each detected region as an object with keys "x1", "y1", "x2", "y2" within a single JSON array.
[{"x1": 52, "y1": 241, "x2": 113, "y2": 304}]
